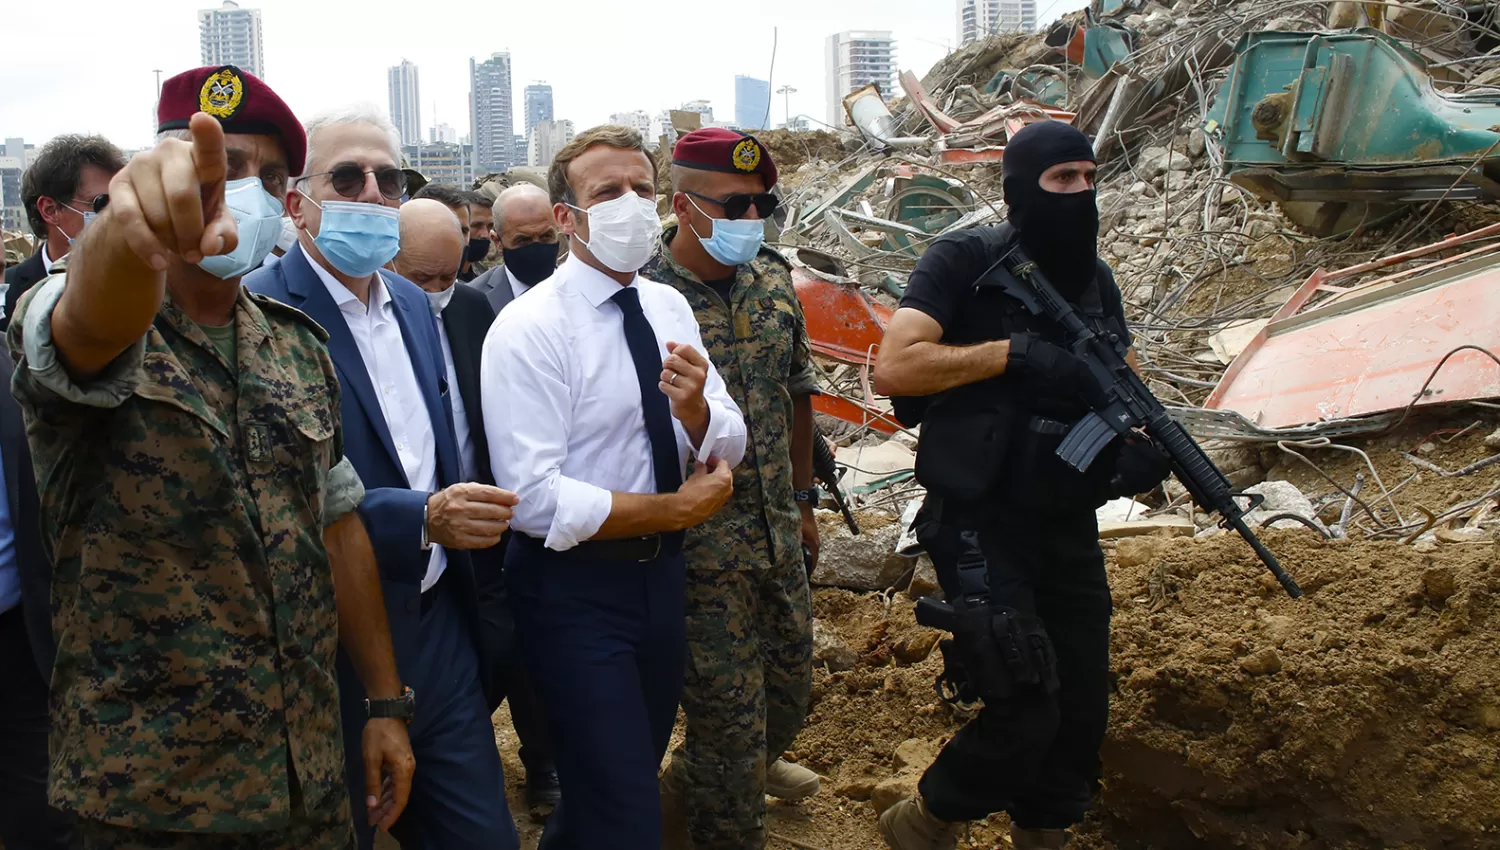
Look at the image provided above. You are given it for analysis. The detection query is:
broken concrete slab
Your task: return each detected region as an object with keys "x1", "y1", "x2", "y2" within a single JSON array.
[{"x1": 812, "y1": 514, "x2": 913, "y2": 591}]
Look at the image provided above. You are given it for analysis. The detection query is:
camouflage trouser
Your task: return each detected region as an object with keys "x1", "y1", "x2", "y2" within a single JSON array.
[
  {"x1": 663, "y1": 555, "x2": 814, "y2": 850},
  {"x1": 77, "y1": 814, "x2": 353, "y2": 850}
]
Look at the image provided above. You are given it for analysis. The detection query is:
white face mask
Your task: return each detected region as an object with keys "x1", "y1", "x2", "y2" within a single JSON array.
[
  {"x1": 425, "y1": 284, "x2": 456, "y2": 316},
  {"x1": 568, "y1": 193, "x2": 661, "y2": 273}
]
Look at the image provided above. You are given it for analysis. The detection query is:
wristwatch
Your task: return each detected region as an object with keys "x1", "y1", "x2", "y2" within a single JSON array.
[
  {"x1": 793, "y1": 487, "x2": 821, "y2": 509},
  {"x1": 366, "y1": 686, "x2": 416, "y2": 723}
]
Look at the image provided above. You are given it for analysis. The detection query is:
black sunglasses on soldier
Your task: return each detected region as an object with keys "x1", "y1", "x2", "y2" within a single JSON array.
[
  {"x1": 298, "y1": 165, "x2": 406, "y2": 201},
  {"x1": 682, "y1": 190, "x2": 779, "y2": 221}
]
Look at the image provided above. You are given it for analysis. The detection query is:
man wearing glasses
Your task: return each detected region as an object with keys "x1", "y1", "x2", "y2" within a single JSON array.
[
  {"x1": 245, "y1": 104, "x2": 521, "y2": 850},
  {"x1": 645, "y1": 129, "x2": 821, "y2": 850},
  {"x1": 6, "y1": 135, "x2": 126, "y2": 330}
]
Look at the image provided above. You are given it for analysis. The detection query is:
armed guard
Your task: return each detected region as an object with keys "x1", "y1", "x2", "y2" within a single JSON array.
[{"x1": 872, "y1": 121, "x2": 1173, "y2": 850}]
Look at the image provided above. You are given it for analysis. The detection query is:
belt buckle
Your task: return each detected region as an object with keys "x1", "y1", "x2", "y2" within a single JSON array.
[{"x1": 638, "y1": 534, "x2": 661, "y2": 563}]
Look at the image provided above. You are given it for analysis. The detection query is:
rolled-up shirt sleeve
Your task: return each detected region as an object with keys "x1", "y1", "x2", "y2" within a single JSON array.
[
  {"x1": 15, "y1": 275, "x2": 145, "y2": 408},
  {"x1": 323, "y1": 456, "x2": 366, "y2": 528},
  {"x1": 681, "y1": 318, "x2": 746, "y2": 469},
  {"x1": 482, "y1": 311, "x2": 613, "y2": 551}
]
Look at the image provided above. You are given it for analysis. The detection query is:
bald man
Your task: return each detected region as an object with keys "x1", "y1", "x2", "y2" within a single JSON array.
[{"x1": 467, "y1": 183, "x2": 561, "y2": 314}]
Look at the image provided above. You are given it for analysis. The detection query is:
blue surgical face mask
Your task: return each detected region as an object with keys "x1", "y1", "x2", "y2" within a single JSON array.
[
  {"x1": 198, "y1": 177, "x2": 285, "y2": 279},
  {"x1": 685, "y1": 195, "x2": 764, "y2": 267},
  {"x1": 59, "y1": 202, "x2": 97, "y2": 246},
  {"x1": 298, "y1": 190, "x2": 401, "y2": 277}
]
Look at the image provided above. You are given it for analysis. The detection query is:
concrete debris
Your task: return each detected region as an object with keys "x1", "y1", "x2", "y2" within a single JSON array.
[
  {"x1": 812, "y1": 619, "x2": 858, "y2": 673},
  {"x1": 810, "y1": 512, "x2": 914, "y2": 591},
  {"x1": 1241, "y1": 481, "x2": 1327, "y2": 533}
]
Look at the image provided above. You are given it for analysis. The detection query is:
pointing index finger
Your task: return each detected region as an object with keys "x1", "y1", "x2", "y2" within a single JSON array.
[{"x1": 189, "y1": 112, "x2": 227, "y2": 186}]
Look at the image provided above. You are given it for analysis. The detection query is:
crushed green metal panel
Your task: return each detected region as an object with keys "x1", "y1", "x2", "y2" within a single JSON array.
[
  {"x1": 1207, "y1": 29, "x2": 1500, "y2": 168},
  {"x1": 1083, "y1": 25, "x2": 1135, "y2": 79}
]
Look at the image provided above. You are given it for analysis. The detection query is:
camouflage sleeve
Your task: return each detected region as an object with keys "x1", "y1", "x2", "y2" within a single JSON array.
[
  {"x1": 323, "y1": 456, "x2": 365, "y2": 528},
  {"x1": 786, "y1": 290, "x2": 820, "y2": 397},
  {"x1": 11, "y1": 275, "x2": 145, "y2": 408}
]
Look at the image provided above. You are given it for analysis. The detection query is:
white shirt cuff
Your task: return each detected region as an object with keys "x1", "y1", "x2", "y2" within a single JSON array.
[
  {"x1": 691, "y1": 400, "x2": 747, "y2": 468},
  {"x1": 543, "y1": 475, "x2": 614, "y2": 551}
]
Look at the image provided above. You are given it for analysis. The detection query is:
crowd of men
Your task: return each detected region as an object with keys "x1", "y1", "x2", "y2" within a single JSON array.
[{"x1": 0, "y1": 59, "x2": 1164, "y2": 850}]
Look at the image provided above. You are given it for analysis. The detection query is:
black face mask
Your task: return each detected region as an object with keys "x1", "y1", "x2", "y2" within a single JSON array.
[
  {"x1": 502, "y1": 241, "x2": 561, "y2": 287},
  {"x1": 465, "y1": 237, "x2": 492, "y2": 265},
  {"x1": 1009, "y1": 187, "x2": 1100, "y2": 299}
]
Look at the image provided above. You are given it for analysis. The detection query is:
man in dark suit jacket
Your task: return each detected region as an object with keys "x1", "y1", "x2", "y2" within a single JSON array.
[
  {"x1": 466, "y1": 183, "x2": 561, "y2": 315},
  {"x1": 244, "y1": 110, "x2": 522, "y2": 850},
  {"x1": 4, "y1": 134, "x2": 125, "y2": 330},
  {"x1": 0, "y1": 352, "x2": 76, "y2": 849},
  {"x1": 395, "y1": 198, "x2": 561, "y2": 813}
]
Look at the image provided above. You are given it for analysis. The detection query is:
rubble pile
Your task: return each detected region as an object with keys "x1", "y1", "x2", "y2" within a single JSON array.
[{"x1": 747, "y1": 2, "x2": 1500, "y2": 848}]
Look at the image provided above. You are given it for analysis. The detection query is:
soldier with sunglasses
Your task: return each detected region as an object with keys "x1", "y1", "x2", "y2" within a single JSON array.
[{"x1": 646, "y1": 129, "x2": 821, "y2": 850}]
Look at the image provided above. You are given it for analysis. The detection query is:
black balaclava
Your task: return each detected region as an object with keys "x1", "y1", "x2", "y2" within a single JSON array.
[{"x1": 1002, "y1": 120, "x2": 1100, "y2": 299}]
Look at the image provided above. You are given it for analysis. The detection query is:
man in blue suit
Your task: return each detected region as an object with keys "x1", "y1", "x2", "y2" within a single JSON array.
[{"x1": 245, "y1": 104, "x2": 521, "y2": 850}]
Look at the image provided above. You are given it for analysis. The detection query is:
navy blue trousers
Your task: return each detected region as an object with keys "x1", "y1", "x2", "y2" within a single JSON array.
[
  {"x1": 348, "y1": 574, "x2": 519, "y2": 850},
  {"x1": 505, "y1": 535, "x2": 686, "y2": 850}
]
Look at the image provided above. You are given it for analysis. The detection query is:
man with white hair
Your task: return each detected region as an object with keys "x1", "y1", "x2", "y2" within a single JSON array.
[
  {"x1": 467, "y1": 183, "x2": 560, "y2": 314},
  {"x1": 245, "y1": 104, "x2": 521, "y2": 850}
]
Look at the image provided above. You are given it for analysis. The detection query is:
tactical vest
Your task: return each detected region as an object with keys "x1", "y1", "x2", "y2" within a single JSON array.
[{"x1": 909, "y1": 225, "x2": 1128, "y2": 516}]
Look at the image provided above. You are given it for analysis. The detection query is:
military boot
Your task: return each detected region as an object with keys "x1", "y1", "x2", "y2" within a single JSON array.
[
  {"x1": 765, "y1": 758, "x2": 821, "y2": 801},
  {"x1": 1010, "y1": 825, "x2": 1074, "y2": 849},
  {"x1": 877, "y1": 794, "x2": 959, "y2": 850}
]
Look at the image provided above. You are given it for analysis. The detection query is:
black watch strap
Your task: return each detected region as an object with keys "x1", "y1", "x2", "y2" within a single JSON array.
[{"x1": 366, "y1": 686, "x2": 416, "y2": 722}]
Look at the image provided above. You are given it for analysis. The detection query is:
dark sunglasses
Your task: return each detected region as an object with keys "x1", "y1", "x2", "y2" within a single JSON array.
[
  {"x1": 683, "y1": 190, "x2": 779, "y2": 221},
  {"x1": 299, "y1": 165, "x2": 406, "y2": 201}
]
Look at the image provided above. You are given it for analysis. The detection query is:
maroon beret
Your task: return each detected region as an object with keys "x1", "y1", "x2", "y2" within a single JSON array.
[
  {"x1": 157, "y1": 65, "x2": 307, "y2": 176},
  {"x1": 672, "y1": 128, "x2": 777, "y2": 190}
]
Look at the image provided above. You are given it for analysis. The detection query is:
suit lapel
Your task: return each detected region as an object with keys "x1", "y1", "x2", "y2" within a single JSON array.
[
  {"x1": 282, "y1": 246, "x2": 406, "y2": 479},
  {"x1": 0, "y1": 356, "x2": 21, "y2": 522},
  {"x1": 385, "y1": 274, "x2": 460, "y2": 488},
  {"x1": 443, "y1": 307, "x2": 486, "y2": 448}
]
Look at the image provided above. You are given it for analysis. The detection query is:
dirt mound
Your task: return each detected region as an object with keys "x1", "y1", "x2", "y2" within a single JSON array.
[{"x1": 1103, "y1": 529, "x2": 1500, "y2": 849}]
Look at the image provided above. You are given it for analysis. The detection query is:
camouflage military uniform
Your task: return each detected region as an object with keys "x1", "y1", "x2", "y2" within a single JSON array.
[
  {"x1": 645, "y1": 228, "x2": 817, "y2": 850},
  {"x1": 8, "y1": 269, "x2": 365, "y2": 849}
]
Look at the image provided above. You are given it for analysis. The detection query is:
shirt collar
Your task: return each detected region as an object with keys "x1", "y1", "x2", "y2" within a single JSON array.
[
  {"x1": 562, "y1": 254, "x2": 639, "y2": 309},
  {"x1": 309, "y1": 256, "x2": 390, "y2": 315},
  {"x1": 39, "y1": 243, "x2": 55, "y2": 272},
  {"x1": 505, "y1": 266, "x2": 529, "y2": 298}
]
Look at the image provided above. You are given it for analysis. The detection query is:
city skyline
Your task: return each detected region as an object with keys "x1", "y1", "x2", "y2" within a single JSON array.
[
  {"x1": 0, "y1": 0, "x2": 1093, "y2": 155},
  {"x1": 388, "y1": 59, "x2": 421, "y2": 146}
]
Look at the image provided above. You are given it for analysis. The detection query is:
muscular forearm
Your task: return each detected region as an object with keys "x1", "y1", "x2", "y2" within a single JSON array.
[
  {"x1": 325, "y1": 513, "x2": 403, "y2": 700},
  {"x1": 791, "y1": 394, "x2": 814, "y2": 490},
  {"x1": 51, "y1": 213, "x2": 167, "y2": 381},
  {"x1": 592, "y1": 492, "x2": 690, "y2": 540},
  {"x1": 876, "y1": 339, "x2": 1010, "y2": 397}
]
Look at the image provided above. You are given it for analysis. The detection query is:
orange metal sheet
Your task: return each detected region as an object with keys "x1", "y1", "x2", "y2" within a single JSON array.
[
  {"x1": 938, "y1": 147, "x2": 1007, "y2": 165},
  {"x1": 812, "y1": 393, "x2": 903, "y2": 436},
  {"x1": 791, "y1": 270, "x2": 893, "y2": 365},
  {"x1": 1206, "y1": 252, "x2": 1500, "y2": 428}
]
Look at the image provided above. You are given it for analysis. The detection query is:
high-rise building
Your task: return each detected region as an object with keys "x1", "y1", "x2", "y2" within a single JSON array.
[
  {"x1": 734, "y1": 76, "x2": 772, "y2": 131},
  {"x1": 430, "y1": 122, "x2": 457, "y2": 144},
  {"x1": 524, "y1": 83, "x2": 554, "y2": 140},
  {"x1": 825, "y1": 31, "x2": 898, "y2": 127},
  {"x1": 388, "y1": 60, "x2": 421, "y2": 146},
  {"x1": 198, "y1": 1, "x2": 264, "y2": 78},
  {"x1": 679, "y1": 100, "x2": 714, "y2": 125},
  {"x1": 609, "y1": 111, "x2": 654, "y2": 143},
  {"x1": 527, "y1": 119, "x2": 575, "y2": 168},
  {"x1": 470, "y1": 52, "x2": 515, "y2": 175},
  {"x1": 957, "y1": 0, "x2": 1036, "y2": 43},
  {"x1": 404, "y1": 142, "x2": 475, "y2": 187},
  {"x1": 1, "y1": 143, "x2": 25, "y2": 234}
]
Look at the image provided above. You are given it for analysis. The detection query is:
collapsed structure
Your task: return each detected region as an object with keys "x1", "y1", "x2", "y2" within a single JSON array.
[{"x1": 705, "y1": 2, "x2": 1500, "y2": 848}]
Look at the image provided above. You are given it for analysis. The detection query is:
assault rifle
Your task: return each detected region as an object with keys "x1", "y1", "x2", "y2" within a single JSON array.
[
  {"x1": 812, "y1": 422, "x2": 859, "y2": 534},
  {"x1": 989, "y1": 239, "x2": 1302, "y2": 599}
]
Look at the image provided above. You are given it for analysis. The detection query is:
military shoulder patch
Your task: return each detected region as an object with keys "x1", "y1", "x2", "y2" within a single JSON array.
[
  {"x1": 732, "y1": 138, "x2": 762, "y2": 173},
  {"x1": 199, "y1": 67, "x2": 245, "y2": 119}
]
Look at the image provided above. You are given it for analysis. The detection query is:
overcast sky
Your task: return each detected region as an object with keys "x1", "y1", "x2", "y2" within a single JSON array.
[{"x1": 0, "y1": 0, "x2": 1090, "y2": 152}]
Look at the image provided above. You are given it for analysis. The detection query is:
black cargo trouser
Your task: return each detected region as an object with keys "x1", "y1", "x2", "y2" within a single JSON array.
[{"x1": 917, "y1": 508, "x2": 1112, "y2": 830}]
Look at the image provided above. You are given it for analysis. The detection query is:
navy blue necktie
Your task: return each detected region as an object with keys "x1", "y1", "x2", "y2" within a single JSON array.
[{"x1": 611, "y1": 287, "x2": 683, "y2": 494}]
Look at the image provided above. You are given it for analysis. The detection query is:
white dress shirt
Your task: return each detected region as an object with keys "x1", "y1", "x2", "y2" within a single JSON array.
[
  {"x1": 434, "y1": 316, "x2": 478, "y2": 482},
  {"x1": 310, "y1": 260, "x2": 448, "y2": 590},
  {"x1": 505, "y1": 267, "x2": 529, "y2": 302},
  {"x1": 481, "y1": 256, "x2": 747, "y2": 551}
]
